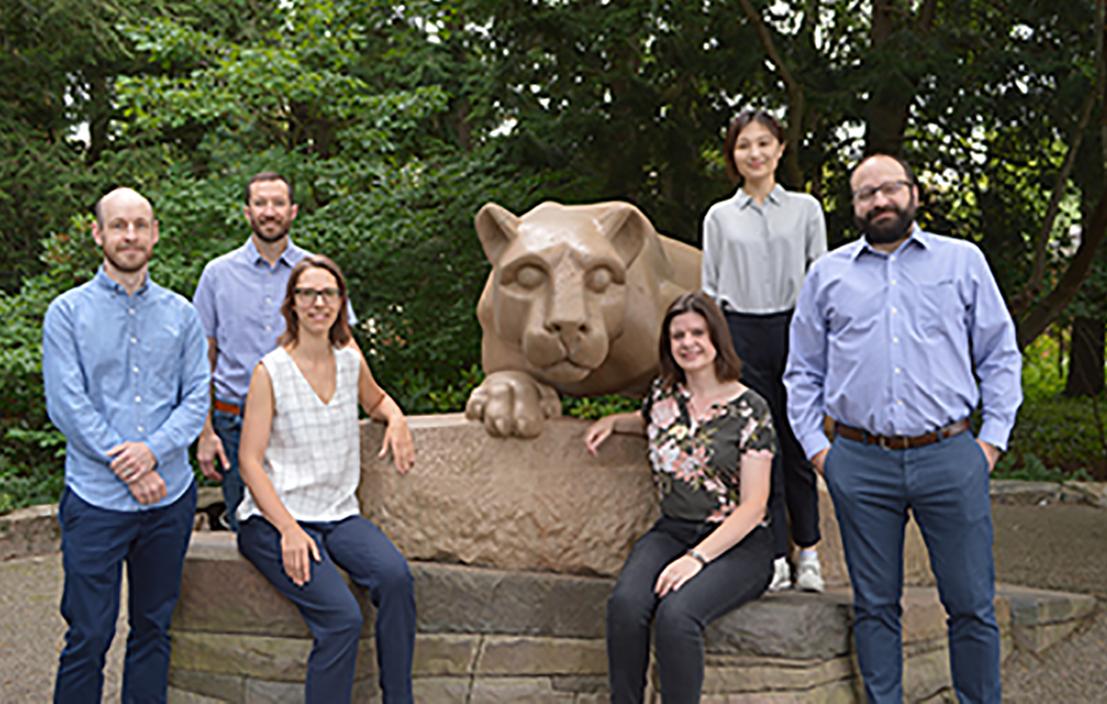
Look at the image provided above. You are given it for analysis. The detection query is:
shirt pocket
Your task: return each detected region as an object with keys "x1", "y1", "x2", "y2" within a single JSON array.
[
  {"x1": 917, "y1": 280, "x2": 965, "y2": 336},
  {"x1": 143, "y1": 319, "x2": 185, "y2": 395}
]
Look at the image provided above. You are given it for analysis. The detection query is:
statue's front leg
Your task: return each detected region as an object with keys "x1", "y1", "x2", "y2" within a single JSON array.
[{"x1": 465, "y1": 370, "x2": 562, "y2": 438}]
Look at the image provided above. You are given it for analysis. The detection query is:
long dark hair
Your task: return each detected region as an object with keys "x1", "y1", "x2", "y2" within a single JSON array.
[
  {"x1": 723, "y1": 109, "x2": 786, "y2": 184},
  {"x1": 657, "y1": 292, "x2": 742, "y2": 390},
  {"x1": 278, "y1": 255, "x2": 352, "y2": 348}
]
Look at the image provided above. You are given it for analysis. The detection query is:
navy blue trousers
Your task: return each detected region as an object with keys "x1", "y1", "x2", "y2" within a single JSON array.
[
  {"x1": 54, "y1": 481, "x2": 197, "y2": 704},
  {"x1": 211, "y1": 407, "x2": 244, "y2": 531},
  {"x1": 606, "y1": 517, "x2": 773, "y2": 703},
  {"x1": 825, "y1": 432, "x2": 1001, "y2": 703},
  {"x1": 237, "y1": 515, "x2": 416, "y2": 703}
]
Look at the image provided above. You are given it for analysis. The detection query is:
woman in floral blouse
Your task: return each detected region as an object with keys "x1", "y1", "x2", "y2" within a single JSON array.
[{"x1": 585, "y1": 291, "x2": 775, "y2": 704}]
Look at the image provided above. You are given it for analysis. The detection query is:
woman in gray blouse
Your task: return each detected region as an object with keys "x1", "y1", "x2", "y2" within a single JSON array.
[{"x1": 701, "y1": 110, "x2": 828, "y2": 593}]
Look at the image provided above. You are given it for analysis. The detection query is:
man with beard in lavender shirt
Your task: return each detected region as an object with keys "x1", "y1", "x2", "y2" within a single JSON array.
[{"x1": 784, "y1": 154, "x2": 1021, "y2": 703}]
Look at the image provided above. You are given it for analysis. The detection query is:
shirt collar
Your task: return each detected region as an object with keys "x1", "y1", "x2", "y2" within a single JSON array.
[
  {"x1": 243, "y1": 236, "x2": 305, "y2": 268},
  {"x1": 734, "y1": 184, "x2": 785, "y2": 209},
  {"x1": 850, "y1": 223, "x2": 927, "y2": 260},
  {"x1": 93, "y1": 265, "x2": 150, "y2": 297}
]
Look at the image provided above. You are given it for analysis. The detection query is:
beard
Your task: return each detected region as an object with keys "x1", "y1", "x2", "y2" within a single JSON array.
[
  {"x1": 856, "y1": 197, "x2": 917, "y2": 246},
  {"x1": 103, "y1": 245, "x2": 150, "y2": 274},
  {"x1": 249, "y1": 215, "x2": 291, "y2": 243}
]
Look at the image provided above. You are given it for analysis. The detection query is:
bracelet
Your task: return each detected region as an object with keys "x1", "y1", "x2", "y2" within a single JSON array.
[{"x1": 686, "y1": 549, "x2": 709, "y2": 566}]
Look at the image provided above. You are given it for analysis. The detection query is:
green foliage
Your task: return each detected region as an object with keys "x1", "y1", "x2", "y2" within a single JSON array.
[{"x1": 563, "y1": 395, "x2": 641, "y2": 421}]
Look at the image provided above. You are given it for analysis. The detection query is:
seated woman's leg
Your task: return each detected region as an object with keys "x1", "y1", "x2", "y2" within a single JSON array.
[
  {"x1": 653, "y1": 525, "x2": 773, "y2": 704},
  {"x1": 607, "y1": 523, "x2": 687, "y2": 704},
  {"x1": 325, "y1": 516, "x2": 416, "y2": 704},
  {"x1": 237, "y1": 517, "x2": 364, "y2": 704}
]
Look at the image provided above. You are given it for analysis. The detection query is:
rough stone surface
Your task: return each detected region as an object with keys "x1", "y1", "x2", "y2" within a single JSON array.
[
  {"x1": 476, "y1": 636, "x2": 606, "y2": 675},
  {"x1": 704, "y1": 590, "x2": 853, "y2": 659},
  {"x1": 169, "y1": 669, "x2": 246, "y2": 702},
  {"x1": 359, "y1": 414, "x2": 658, "y2": 577},
  {"x1": 171, "y1": 630, "x2": 374, "y2": 682},
  {"x1": 0, "y1": 504, "x2": 59, "y2": 561}
]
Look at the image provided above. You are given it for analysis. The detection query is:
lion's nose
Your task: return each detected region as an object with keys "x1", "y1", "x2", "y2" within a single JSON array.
[{"x1": 547, "y1": 319, "x2": 590, "y2": 345}]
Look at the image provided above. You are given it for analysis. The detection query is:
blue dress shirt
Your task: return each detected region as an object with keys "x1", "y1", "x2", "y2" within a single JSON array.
[
  {"x1": 784, "y1": 227, "x2": 1022, "y2": 458},
  {"x1": 42, "y1": 268, "x2": 210, "y2": 511},
  {"x1": 193, "y1": 238, "x2": 355, "y2": 404}
]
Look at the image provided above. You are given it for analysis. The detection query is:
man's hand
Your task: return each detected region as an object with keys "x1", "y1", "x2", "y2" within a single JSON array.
[
  {"x1": 127, "y1": 471, "x2": 167, "y2": 505},
  {"x1": 380, "y1": 418, "x2": 415, "y2": 474},
  {"x1": 811, "y1": 447, "x2": 829, "y2": 477},
  {"x1": 976, "y1": 438, "x2": 1000, "y2": 472},
  {"x1": 197, "y1": 429, "x2": 229, "y2": 481},
  {"x1": 108, "y1": 441, "x2": 157, "y2": 484}
]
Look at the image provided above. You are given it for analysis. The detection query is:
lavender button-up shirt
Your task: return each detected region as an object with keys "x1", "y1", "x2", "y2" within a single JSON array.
[{"x1": 784, "y1": 227, "x2": 1022, "y2": 458}]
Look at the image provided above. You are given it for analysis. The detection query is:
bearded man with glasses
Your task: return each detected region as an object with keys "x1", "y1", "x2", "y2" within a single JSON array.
[
  {"x1": 784, "y1": 154, "x2": 1022, "y2": 703},
  {"x1": 192, "y1": 172, "x2": 354, "y2": 530}
]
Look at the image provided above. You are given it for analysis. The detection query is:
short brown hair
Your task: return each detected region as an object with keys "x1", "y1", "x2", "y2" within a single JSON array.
[
  {"x1": 279, "y1": 255, "x2": 352, "y2": 348},
  {"x1": 723, "y1": 110, "x2": 786, "y2": 183},
  {"x1": 657, "y1": 292, "x2": 742, "y2": 389},
  {"x1": 245, "y1": 171, "x2": 294, "y2": 204}
]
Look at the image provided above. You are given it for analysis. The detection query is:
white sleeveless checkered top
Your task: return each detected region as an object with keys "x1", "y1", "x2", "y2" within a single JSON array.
[{"x1": 237, "y1": 345, "x2": 361, "y2": 523}]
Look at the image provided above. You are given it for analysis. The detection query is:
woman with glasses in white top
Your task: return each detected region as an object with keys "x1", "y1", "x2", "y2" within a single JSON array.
[
  {"x1": 701, "y1": 110, "x2": 827, "y2": 593},
  {"x1": 236, "y1": 255, "x2": 416, "y2": 703}
]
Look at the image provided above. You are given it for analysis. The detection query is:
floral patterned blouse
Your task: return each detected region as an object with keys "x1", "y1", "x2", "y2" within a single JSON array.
[{"x1": 641, "y1": 378, "x2": 776, "y2": 523}]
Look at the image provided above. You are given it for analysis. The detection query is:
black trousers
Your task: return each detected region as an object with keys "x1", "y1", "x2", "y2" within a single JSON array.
[
  {"x1": 725, "y1": 310, "x2": 821, "y2": 557},
  {"x1": 606, "y1": 517, "x2": 773, "y2": 703}
]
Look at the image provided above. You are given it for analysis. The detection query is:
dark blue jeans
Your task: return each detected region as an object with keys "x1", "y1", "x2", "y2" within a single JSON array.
[
  {"x1": 606, "y1": 517, "x2": 773, "y2": 704},
  {"x1": 54, "y1": 482, "x2": 197, "y2": 704},
  {"x1": 825, "y1": 432, "x2": 1000, "y2": 704},
  {"x1": 237, "y1": 515, "x2": 416, "y2": 703},
  {"x1": 212, "y1": 407, "x2": 243, "y2": 531}
]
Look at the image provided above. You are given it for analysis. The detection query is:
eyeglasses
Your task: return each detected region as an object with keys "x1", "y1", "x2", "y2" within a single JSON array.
[
  {"x1": 853, "y1": 179, "x2": 912, "y2": 204},
  {"x1": 293, "y1": 287, "x2": 340, "y2": 304}
]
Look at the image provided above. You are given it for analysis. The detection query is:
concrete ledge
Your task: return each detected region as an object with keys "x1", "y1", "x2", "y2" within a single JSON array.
[{"x1": 0, "y1": 504, "x2": 59, "y2": 561}]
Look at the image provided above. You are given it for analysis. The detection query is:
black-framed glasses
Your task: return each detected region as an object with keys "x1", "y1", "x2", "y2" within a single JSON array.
[
  {"x1": 853, "y1": 179, "x2": 912, "y2": 204},
  {"x1": 293, "y1": 287, "x2": 340, "y2": 304}
]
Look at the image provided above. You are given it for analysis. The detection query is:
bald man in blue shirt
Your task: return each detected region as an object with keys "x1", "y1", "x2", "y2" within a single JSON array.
[
  {"x1": 785, "y1": 154, "x2": 1021, "y2": 704},
  {"x1": 43, "y1": 187, "x2": 209, "y2": 703}
]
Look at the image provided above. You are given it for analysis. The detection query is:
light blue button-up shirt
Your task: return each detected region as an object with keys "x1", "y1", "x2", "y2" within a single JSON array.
[
  {"x1": 42, "y1": 268, "x2": 210, "y2": 511},
  {"x1": 193, "y1": 238, "x2": 354, "y2": 404},
  {"x1": 784, "y1": 227, "x2": 1022, "y2": 458}
]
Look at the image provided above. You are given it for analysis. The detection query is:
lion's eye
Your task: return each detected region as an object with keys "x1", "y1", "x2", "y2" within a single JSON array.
[
  {"x1": 586, "y1": 266, "x2": 614, "y2": 292},
  {"x1": 514, "y1": 265, "x2": 546, "y2": 289}
]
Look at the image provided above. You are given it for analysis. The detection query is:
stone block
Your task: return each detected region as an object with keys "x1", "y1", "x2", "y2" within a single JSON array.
[
  {"x1": 169, "y1": 669, "x2": 245, "y2": 702},
  {"x1": 413, "y1": 677, "x2": 475, "y2": 701},
  {"x1": 359, "y1": 414, "x2": 658, "y2": 578},
  {"x1": 413, "y1": 633, "x2": 480, "y2": 675},
  {"x1": 171, "y1": 630, "x2": 374, "y2": 682},
  {"x1": 468, "y1": 677, "x2": 576, "y2": 703},
  {"x1": 414, "y1": 561, "x2": 611, "y2": 638},
  {"x1": 903, "y1": 642, "x2": 952, "y2": 703},
  {"x1": 168, "y1": 687, "x2": 228, "y2": 704},
  {"x1": 476, "y1": 636, "x2": 606, "y2": 675},
  {"x1": 0, "y1": 503, "x2": 60, "y2": 560},
  {"x1": 701, "y1": 653, "x2": 856, "y2": 693},
  {"x1": 997, "y1": 583, "x2": 1097, "y2": 653},
  {"x1": 243, "y1": 677, "x2": 373, "y2": 703},
  {"x1": 704, "y1": 590, "x2": 853, "y2": 659}
]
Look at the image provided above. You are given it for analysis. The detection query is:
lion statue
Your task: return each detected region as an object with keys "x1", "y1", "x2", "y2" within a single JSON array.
[{"x1": 465, "y1": 200, "x2": 701, "y2": 437}]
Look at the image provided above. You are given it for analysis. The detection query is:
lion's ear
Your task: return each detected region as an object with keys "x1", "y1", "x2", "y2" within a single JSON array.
[
  {"x1": 596, "y1": 203, "x2": 648, "y2": 267},
  {"x1": 475, "y1": 203, "x2": 520, "y2": 264}
]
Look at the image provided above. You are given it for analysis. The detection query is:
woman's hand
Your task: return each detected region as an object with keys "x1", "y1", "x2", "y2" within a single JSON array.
[
  {"x1": 380, "y1": 417, "x2": 415, "y2": 474},
  {"x1": 654, "y1": 554, "x2": 705, "y2": 597},
  {"x1": 280, "y1": 524, "x2": 321, "y2": 587},
  {"x1": 584, "y1": 416, "x2": 617, "y2": 455}
]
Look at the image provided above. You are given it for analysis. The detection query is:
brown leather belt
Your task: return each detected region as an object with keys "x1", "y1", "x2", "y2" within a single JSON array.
[
  {"x1": 213, "y1": 399, "x2": 243, "y2": 416},
  {"x1": 834, "y1": 418, "x2": 970, "y2": 450}
]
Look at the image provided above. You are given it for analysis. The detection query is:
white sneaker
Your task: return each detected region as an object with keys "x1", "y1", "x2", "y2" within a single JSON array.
[
  {"x1": 768, "y1": 557, "x2": 792, "y2": 591},
  {"x1": 794, "y1": 556, "x2": 825, "y2": 592}
]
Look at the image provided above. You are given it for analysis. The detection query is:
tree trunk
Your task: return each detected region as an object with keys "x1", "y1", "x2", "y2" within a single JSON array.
[{"x1": 1065, "y1": 316, "x2": 1106, "y2": 396}]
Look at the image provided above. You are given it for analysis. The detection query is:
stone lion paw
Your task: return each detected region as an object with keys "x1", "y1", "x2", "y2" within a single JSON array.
[{"x1": 465, "y1": 371, "x2": 562, "y2": 438}]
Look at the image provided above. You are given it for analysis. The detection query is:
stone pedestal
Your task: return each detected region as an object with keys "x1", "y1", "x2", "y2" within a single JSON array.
[{"x1": 357, "y1": 414, "x2": 933, "y2": 588}]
